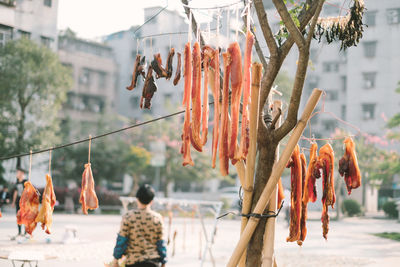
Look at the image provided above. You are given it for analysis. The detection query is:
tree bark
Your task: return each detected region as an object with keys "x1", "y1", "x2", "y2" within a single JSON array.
[{"x1": 246, "y1": 143, "x2": 277, "y2": 266}]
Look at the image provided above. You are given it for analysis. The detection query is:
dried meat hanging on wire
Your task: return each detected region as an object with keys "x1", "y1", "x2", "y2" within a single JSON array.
[
  {"x1": 286, "y1": 144, "x2": 302, "y2": 242},
  {"x1": 140, "y1": 65, "x2": 158, "y2": 109},
  {"x1": 298, "y1": 152, "x2": 308, "y2": 246},
  {"x1": 227, "y1": 42, "x2": 243, "y2": 161},
  {"x1": 35, "y1": 174, "x2": 56, "y2": 234},
  {"x1": 210, "y1": 48, "x2": 220, "y2": 169},
  {"x1": 316, "y1": 143, "x2": 336, "y2": 240},
  {"x1": 237, "y1": 30, "x2": 254, "y2": 160},
  {"x1": 219, "y1": 51, "x2": 231, "y2": 176},
  {"x1": 166, "y1": 48, "x2": 175, "y2": 80},
  {"x1": 189, "y1": 42, "x2": 203, "y2": 152},
  {"x1": 181, "y1": 42, "x2": 194, "y2": 166},
  {"x1": 126, "y1": 55, "x2": 146, "y2": 90},
  {"x1": 17, "y1": 181, "x2": 39, "y2": 235},
  {"x1": 339, "y1": 137, "x2": 361, "y2": 195},
  {"x1": 201, "y1": 46, "x2": 214, "y2": 146},
  {"x1": 304, "y1": 143, "x2": 319, "y2": 203},
  {"x1": 151, "y1": 53, "x2": 168, "y2": 79},
  {"x1": 80, "y1": 163, "x2": 99, "y2": 214},
  {"x1": 173, "y1": 52, "x2": 182, "y2": 86}
]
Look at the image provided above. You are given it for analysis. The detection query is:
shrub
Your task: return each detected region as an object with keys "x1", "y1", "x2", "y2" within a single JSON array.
[
  {"x1": 382, "y1": 201, "x2": 399, "y2": 218},
  {"x1": 341, "y1": 199, "x2": 361, "y2": 217}
]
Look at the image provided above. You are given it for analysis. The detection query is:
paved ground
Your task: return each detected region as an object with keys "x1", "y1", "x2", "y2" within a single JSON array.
[{"x1": 0, "y1": 212, "x2": 400, "y2": 267}]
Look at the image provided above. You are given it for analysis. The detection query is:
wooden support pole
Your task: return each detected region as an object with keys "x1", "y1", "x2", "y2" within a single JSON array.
[
  {"x1": 262, "y1": 100, "x2": 282, "y2": 267},
  {"x1": 235, "y1": 160, "x2": 246, "y2": 188},
  {"x1": 227, "y1": 88, "x2": 322, "y2": 267},
  {"x1": 238, "y1": 63, "x2": 263, "y2": 267}
]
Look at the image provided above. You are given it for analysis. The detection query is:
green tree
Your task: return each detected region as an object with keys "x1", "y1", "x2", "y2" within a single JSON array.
[
  {"x1": 387, "y1": 82, "x2": 400, "y2": 140},
  {"x1": 123, "y1": 145, "x2": 151, "y2": 196},
  {"x1": 0, "y1": 38, "x2": 72, "y2": 168}
]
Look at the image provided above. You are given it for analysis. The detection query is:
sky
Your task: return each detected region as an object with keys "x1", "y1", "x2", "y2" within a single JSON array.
[{"x1": 57, "y1": 0, "x2": 237, "y2": 40}]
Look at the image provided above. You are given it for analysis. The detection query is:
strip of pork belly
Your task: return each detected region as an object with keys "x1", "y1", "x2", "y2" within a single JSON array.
[
  {"x1": 173, "y1": 52, "x2": 182, "y2": 86},
  {"x1": 181, "y1": 42, "x2": 194, "y2": 166},
  {"x1": 298, "y1": 152, "x2": 308, "y2": 246},
  {"x1": 227, "y1": 42, "x2": 243, "y2": 160},
  {"x1": 286, "y1": 144, "x2": 302, "y2": 242},
  {"x1": 339, "y1": 137, "x2": 361, "y2": 195},
  {"x1": 209, "y1": 48, "x2": 220, "y2": 169},
  {"x1": 201, "y1": 46, "x2": 213, "y2": 146},
  {"x1": 166, "y1": 48, "x2": 175, "y2": 80},
  {"x1": 189, "y1": 42, "x2": 203, "y2": 152},
  {"x1": 219, "y1": 52, "x2": 231, "y2": 176},
  {"x1": 237, "y1": 31, "x2": 254, "y2": 160}
]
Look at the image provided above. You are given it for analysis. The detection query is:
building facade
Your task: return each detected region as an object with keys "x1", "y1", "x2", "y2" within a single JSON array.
[
  {"x1": 58, "y1": 30, "x2": 117, "y2": 135},
  {"x1": 0, "y1": 0, "x2": 58, "y2": 50}
]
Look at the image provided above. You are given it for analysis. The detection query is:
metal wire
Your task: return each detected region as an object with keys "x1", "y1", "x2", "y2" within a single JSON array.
[{"x1": 182, "y1": 0, "x2": 243, "y2": 10}]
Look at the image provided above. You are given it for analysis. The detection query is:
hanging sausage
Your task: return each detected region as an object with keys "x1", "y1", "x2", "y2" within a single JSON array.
[{"x1": 339, "y1": 137, "x2": 361, "y2": 195}]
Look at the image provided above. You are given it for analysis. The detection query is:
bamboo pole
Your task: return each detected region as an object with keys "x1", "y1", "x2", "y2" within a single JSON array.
[
  {"x1": 235, "y1": 160, "x2": 246, "y2": 188},
  {"x1": 262, "y1": 100, "x2": 282, "y2": 267},
  {"x1": 227, "y1": 88, "x2": 322, "y2": 267},
  {"x1": 238, "y1": 63, "x2": 263, "y2": 267}
]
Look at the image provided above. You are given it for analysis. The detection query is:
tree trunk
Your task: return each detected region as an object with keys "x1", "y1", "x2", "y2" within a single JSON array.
[{"x1": 246, "y1": 142, "x2": 277, "y2": 266}]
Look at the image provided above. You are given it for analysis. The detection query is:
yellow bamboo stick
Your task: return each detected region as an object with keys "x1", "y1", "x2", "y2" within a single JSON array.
[
  {"x1": 238, "y1": 62, "x2": 263, "y2": 267},
  {"x1": 227, "y1": 88, "x2": 322, "y2": 267},
  {"x1": 262, "y1": 100, "x2": 282, "y2": 267}
]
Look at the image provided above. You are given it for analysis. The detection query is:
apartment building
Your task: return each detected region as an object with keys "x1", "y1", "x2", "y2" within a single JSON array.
[{"x1": 0, "y1": 0, "x2": 58, "y2": 50}]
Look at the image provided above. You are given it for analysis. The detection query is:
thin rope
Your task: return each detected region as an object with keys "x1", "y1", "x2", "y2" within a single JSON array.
[
  {"x1": 88, "y1": 135, "x2": 92, "y2": 163},
  {"x1": 28, "y1": 150, "x2": 32, "y2": 181},
  {"x1": 48, "y1": 148, "x2": 52, "y2": 175},
  {"x1": 0, "y1": 103, "x2": 216, "y2": 162},
  {"x1": 181, "y1": 0, "x2": 242, "y2": 10}
]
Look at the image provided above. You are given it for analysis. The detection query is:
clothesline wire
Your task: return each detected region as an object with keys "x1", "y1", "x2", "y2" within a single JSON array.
[
  {"x1": 0, "y1": 104, "x2": 209, "y2": 162},
  {"x1": 133, "y1": 2, "x2": 169, "y2": 36},
  {"x1": 138, "y1": 25, "x2": 221, "y2": 40}
]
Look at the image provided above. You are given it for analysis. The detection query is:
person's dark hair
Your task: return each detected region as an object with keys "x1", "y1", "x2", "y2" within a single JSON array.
[{"x1": 136, "y1": 184, "x2": 155, "y2": 205}]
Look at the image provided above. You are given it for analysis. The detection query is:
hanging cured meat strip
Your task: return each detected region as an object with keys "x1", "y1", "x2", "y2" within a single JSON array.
[
  {"x1": 166, "y1": 48, "x2": 175, "y2": 80},
  {"x1": 181, "y1": 42, "x2": 194, "y2": 166},
  {"x1": 237, "y1": 31, "x2": 254, "y2": 160},
  {"x1": 35, "y1": 174, "x2": 56, "y2": 234},
  {"x1": 298, "y1": 152, "x2": 308, "y2": 246},
  {"x1": 227, "y1": 42, "x2": 243, "y2": 160},
  {"x1": 126, "y1": 55, "x2": 146, "y2": 90},
  {"x1": 189, "y1": 42, "x2": 203, "y2": 152},
  {"x1": 140, "y1": 66, "x2": 158, "y2": 109},
  {"x1": 80, "y1": 163, "x2": 99, "y2": 215},
  {"x1": 173, "y1": 52, "x2": 182, "y2": 86},
  {"x1": 317, "y1": 143, "x2": 336, "y2": 240},
  {"x1": 209, "y1": 48, "x2": 220, "y2": 168},
  {"x1": 219, "y1": 52, "x2": 231, "y2": 176},
  {"x1": 304, "y1": 143, "x2": 319, "y2": 203},
  {"x1": 201, "y1": 46, "x2": 213, "y2": 146},
  {"x1": 339, "y1": 137, "x2": 361, "y2": 195},
  {"x1": 286, "y1": 145, "x2": 302, "y2": 242},
  {"x1": 16, "y1": 181, "x2": 39, "y2": 235},
  {"x1": 151, "y1": 53, "x2": 168, "y2": 79}
]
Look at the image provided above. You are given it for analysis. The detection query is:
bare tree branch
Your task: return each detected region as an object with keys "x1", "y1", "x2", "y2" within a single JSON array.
[
  {"x1": 272, "y1": 0, "x2": 306, "y2": 49},
  {"x1": 306, "y1": 0, "x2": 325, "y2": 46},
  {"x1": 254, "y1": 0, "x2": 279, "y2": 57},
  {"x1": 274, "y1": 0, "x2": 325, "y2": 141}
]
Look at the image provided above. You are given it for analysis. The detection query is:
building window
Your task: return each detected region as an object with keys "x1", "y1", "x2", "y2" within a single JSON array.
[
  {"x1": 322, "y1": 120, "x2": 337, "y2": 131},
  {"x1": 322, "y1": 62, "x2": 339, "y2": 72},
  {"x1": 40, "y1": 36, "x2": 52, "y2": 48},
  {"x1": 341, "y1": 105, "x2": 346, "y2": 120},
  {"x1": 325, "y1": 90, "x2": 339, "y2": 101},
  {"x1": 363, "y1": 41, "x2": 377, "y2": 58},
  {"x1": 364, "y1": 11, "x2": 377, "y2": 26},
  {"x1": 80, "y1": 68, "x2": 91, "y2": 86},
  {"x1": 340, "y1": 76, "x2": 347, "y2": 93},
  {"x1": 43, "y1": 0, "x2": 52, "y2": 7},
  {"x1": 387, "y1": 8, "x2": 400, "y2": 24},
  {"x1": 362, "y1": 72, "x2": 376, "y2": 89},
  {"x1": 362, "y1": 103, "x2": 376, "y2": 120},
  {"x1": 18, "y1": 30, "x2": 30, "y2": 39},
  {"x1": 0, "y1": 25, "x2": 12, "y2": 47},
  {"x1": 98, "y1": 72, "x2": 107, "y2": 89}
]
